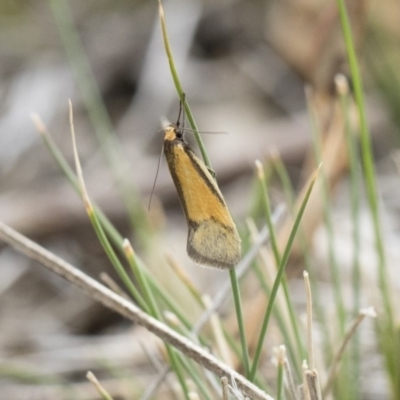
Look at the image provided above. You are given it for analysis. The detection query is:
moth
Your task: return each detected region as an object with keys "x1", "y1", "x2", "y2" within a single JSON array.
[{"x1": 163, "y1": 119, "x2": 241, "y2": 269}]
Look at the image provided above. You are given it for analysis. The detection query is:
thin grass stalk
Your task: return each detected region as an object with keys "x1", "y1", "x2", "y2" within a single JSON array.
[
  {"x1": 282, "y1": 353, "x2": 298, "y2": 400},
  {"x1": 83, "y1": 201, "x2": 146, "y2": 308},
  {"x1": 255, "y1": 161, "x2": 281, "y2": 265},
  {"x1": 306, "y1": 90, "x2": 346, "y2": 335},
  {"x1": 250, "y1": 261, "x2": 299, "y2": 382},
  {"x1": 272, "y1": 156, "x2": 332, "y2": 365},
  {"x1": 336, "y1": 74, "x2": 362, "y2": 399},
  {"x1": 158, "y1": 0, "x2": 211, "y2": 169},
  {"x1": 256, "y1": 161, "x2": 305, "y2": 368},
  {"x1": 249, "y1": 166, "x2": 320, "y2": 382},
  {"x1": 247, "y1": 220, "x2": 301, "y2": 381},
  {"x1": 33, "y1": 116, "x2": 123, "y2": 247},
  {"x1": 123, "y1": 240, "x2": 159, "y2": 317},
  {"x1": 336, "y1": 0, "x2": 398, "y2": 394},
  {"x1": 86, "y1": 371, "x2": 115, "y2": 400},
  {"x1": 229, "y1": 269, "x2": 250, "y2": 378},
  {"x1": 276, "y1": 346, "x2": 285, "y2": 400},
  {"x1": 69, "y1": 103, "x2": 146, "y2": 307},
  {"x1": 306, "y1": 93, "x2": 350, "y2": 397},
  {"x1": 164, "y1": 350, "x2": 191, "y2": 400}
]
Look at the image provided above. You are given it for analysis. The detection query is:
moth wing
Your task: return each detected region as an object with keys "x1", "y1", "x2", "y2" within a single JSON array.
[{"x1": 187, "y1": 218, "x2": 241, "y2": 269}]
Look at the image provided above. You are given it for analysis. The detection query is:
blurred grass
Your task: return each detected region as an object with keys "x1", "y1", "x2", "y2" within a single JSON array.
[
  {"x1": 337, "y1": 0, "x2": 400, "y2": 398},
  {"x1": 49, "y1": 0, "x2": 152, "y2": 249}
]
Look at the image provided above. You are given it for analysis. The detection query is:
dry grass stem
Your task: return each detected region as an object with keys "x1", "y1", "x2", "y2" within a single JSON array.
[
  {"x1": 163, "y1": 311, "x2": 182, "y2": 328},
  {"x1": 282, "y1": 348, "x2": 299, "y2": 400},
  {"x1": 69, "y1": 100, "x2": 91, "y2": 212},
  {"x1": 303, "y1": 271, "x2": 315, "y2": 370},
  {"x1": 334, "y1": 74, "x2": 350, "y2": 96},
  {"x1": 31, "y1": 113, "x2": 48, "y2": 136},
  {"x1": 86, "y1": 371, "x2": 114, "y2": 400},
  {"x1": 255, "y1": 159, "x2": 265, "y2": 180},
  {"x1": 221, "y1": 376, "x2": 229, "y2": 400},
  {"x1": 302, "y1": 360, "x2": 310, "y2": 400},
  {"x1": 304, "y1": 369, "x2": 321, "y2": 400}
]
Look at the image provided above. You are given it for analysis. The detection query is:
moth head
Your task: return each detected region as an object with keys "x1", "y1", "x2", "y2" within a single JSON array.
[{"x1": 164, "y1": 124, "x2": 183, "y2": 141}]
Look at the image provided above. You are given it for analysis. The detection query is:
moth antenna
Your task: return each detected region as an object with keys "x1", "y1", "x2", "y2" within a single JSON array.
[
  {"x1": 176, "y1": 93, "x2": 186, "y2": 129},
  {"x1": 182, "y1": 128, "x2": 228, "y2": 135},
  {"x1": 148, "y1": 143, "x2": 165, "y2": 211}
]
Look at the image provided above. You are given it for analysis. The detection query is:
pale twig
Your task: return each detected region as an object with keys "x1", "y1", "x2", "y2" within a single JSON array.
[
  {"x1": 303, "y1": 273, "x2": 321, "y2": 400},
  {"x1": 86, "y1": 371, "x2": 114, "y2": 400},
  {"x1": 283, "y1": 352, "x2": 299, "y2": 400},
  {"x1": 276, "y1": 346, "x2": 286, "y2": 400},
  {"x1": 303, "y1": 271, "x2": 314, "y2": 370},
  {"x1": 322, "y1": 307, "x2": 376, "y2": 397},
  {"x1": 302, "y1": 361, "x2": 310, "y2": 400},
  {"x1": 221, "y1": 376, "x2": 229, "y2": 400},
  {"x1": 304, "y1": 369, "x2": 321, "y2": 400},
  {"x1": 0, "y1": 220, "x2": 274, "y2": 400}
]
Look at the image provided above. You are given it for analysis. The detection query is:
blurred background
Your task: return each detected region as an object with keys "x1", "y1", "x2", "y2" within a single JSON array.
[{"x1": 0, "y1": 0, "x2": 399, "y2": 399}]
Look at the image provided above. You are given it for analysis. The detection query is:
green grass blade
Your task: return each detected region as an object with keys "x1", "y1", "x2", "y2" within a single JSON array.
[
  {"x1": 158, "y1": 0, "x2": 212, "y2": 170},
  {"x1": 229, "y1": 268, "x2": 250, "y2": 378},
  {"x1": 255, "y1": 160, "x2": 306, "y2": 370},
  {"x1": 336, "y1": 74, "x2": 362, "y2": 399},
  {"x1": 272, "y1": 155, "x2": 332, "y2": 367},
  {"x1": 249, "y1": 165, "x2": 320, "y2": 382}
]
